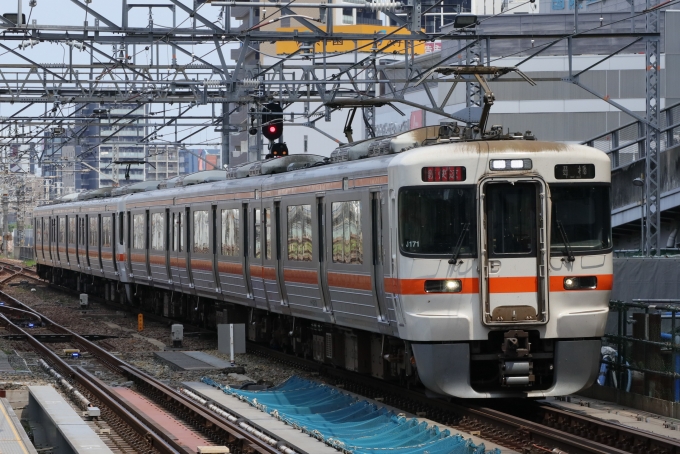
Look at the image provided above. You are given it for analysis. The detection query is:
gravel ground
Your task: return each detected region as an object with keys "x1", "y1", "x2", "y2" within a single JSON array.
[{"x1": 1, "y1": 282, "x2": 312, "y2": 390}]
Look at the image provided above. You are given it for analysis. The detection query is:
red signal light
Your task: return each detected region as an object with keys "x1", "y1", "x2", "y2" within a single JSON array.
[
  {"x1": 269, "y1": 126, "x2": 276, "y2": 133},
  {"x1": 421, "y1": 166, "x2": 466, "y2": 182}
]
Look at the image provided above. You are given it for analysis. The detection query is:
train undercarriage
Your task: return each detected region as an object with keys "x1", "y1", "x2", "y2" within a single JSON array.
[{"x1": 38, "y1": 264, "x2": 567, "y2": 395}]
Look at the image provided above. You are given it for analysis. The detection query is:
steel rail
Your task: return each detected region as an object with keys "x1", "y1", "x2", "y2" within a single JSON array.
[
  {"x1": 0, "y1": 313, "x2": 179, "y2": 454},
  {"x1": 0, "y1": 289, "x2": 283, "y2": 454},
  {"x1": 246, "y1": 342, "x2": 680, "y2": 454}
]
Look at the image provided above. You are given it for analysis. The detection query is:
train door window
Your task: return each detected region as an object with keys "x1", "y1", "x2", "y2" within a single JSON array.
[
  {"x1": 287, "y1": 205, "x2": 312, "y2": 261},
  {"x1": 178, "y1": 212, "x2": 184, "y2": 252},
  {"x1": 331, "y1": 201, "x2": 363, "y2": 264},
  {"x1": 264, "y1": 208, "x2": 272, "y2": 259},
  {"x1": 133, "y1": 214, "x2": 145, "y2": 249},
  {"x1": 193, "y1": 210, "x2": 209, "y2": 253},
  {"x1": 254, "y1": 209, "x2": 262, "y2": 259},
  {"x1": 274, "y1": 203, "x2": 281, "y2": 260},
  {"x1": 220, "y1": 209, "x2": 240, "y2": 256},
  {"x1": 68, "y1": 217, "x2": 76, "y2": 244},
  {"x1": 102, "y1": 216, "x2": 112, "y2": 248},
  {"x1": 89, "y1": 216, "x2": 99, "y2": 247},
  {"x1": 118, "y1": 212, "x2": 124, "y2": 245},
  {"x1": 36, "y1": 219, "x2": 41, "y2": 247},
  {"x1": 58, "y1": 217, "x2": 65, "y2": 245},
  {"x1": 487, "y1": 183, "x2": 536, "y2": 257},
  {"x1": 212, "y1": 207, "x2": 217, "y2": 255},
  {"x1": 151, "y1": 212, "x2": 165, "y2": 251}
]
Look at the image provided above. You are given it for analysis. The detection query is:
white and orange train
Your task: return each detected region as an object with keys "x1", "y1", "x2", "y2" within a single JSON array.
[{"x1": 34, "y1": 124, "x2": 612, "y2": 397}]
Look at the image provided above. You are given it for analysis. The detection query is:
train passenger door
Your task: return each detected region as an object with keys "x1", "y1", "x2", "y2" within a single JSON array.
[
  {"x1": 111, "y1": 213, "x2": 118, "y2": 274},
  {"x1": 317, "y1": 197, "x2": 332, "y2": 316},
  {"x1": 480, "y1": 179, "x2": 548, "y2": 325},
  {"x1": 242, "y1": 203, "x2": 254, "y2": 301},
  {"x1": 216, "y1": 204, "x2": 249, "y2": 302},
  {"x1": 260, "y1": 201, "x2": 285, "y2": 313},
  {"x1": 189, "y1": 205, "x2": 216, "y2": 294},
  {"x1": 324, "y1": 192, "x2": 376, "y2": 331},
  {"x1": 371, "y1": 191, "x2": 389, "y2": 324},
  {"x1": 249, "y1": 204, "x2": 270, "y2": 311}
]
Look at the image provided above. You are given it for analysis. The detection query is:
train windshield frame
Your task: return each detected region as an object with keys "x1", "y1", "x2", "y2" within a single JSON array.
[
  {"x1": 550, "y1": 183, "x2": 612, "y2": 256},
  {"x1": 398, "y1": 186, "x2": 477, "y2": 258}
]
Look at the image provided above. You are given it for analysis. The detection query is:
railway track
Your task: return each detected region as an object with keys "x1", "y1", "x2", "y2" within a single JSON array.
[
  {"x1": 0, "y1": 289, "x2": 291, "y2": 454},
  {"x1": 246, "y1": 343, "x2": 680, "y2": 454},
  {"x1": 0, "y1": 259, "x2": 41, "y2": 285},
  {"x1": 21, "y1": 279, "x2": 680, "y2": 453}
]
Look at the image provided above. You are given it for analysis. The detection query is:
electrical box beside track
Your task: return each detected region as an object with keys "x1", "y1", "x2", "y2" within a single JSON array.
[
  {"x1": 79, "y1": 294, "x2": 88, "y2": 308},
  {"x1": 171, "y1": 324, "x2": 183, "y2": 348}
]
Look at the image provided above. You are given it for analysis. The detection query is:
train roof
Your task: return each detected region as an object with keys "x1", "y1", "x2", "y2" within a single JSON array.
[{"x1": 35, "y1": 123, "x2": 608, "y2": 214}]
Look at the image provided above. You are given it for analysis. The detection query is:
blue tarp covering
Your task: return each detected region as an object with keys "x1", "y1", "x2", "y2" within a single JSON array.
[{"x1": 201, "y1": 376, "x2": 500, "y2": 454}]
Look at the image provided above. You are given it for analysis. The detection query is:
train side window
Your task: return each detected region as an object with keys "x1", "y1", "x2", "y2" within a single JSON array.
[
  {"x1": 331, "y1": 201, "x2": 363, "y2": 264},
  {"x1": 68, "y1": 218, "x2": 76, "y2": 244},
  {"x1": 102, "y1": 216, "x2": 112, "y2": 248},
  {"x1": 58, "y1": 217, "x2": 66, "y2": 244},
  {"x1": 254, "y1": 209, "x2": 262, "y2": 259},
  {"x1": 193, "y1": 210, "x2": 209, "y2": 253},
  {"x1": 89, "y1": 216, "x2": 99, "y2": 247},
  {"x1": 133, "y1": 214, "x2": 145, "y2": 249},
  {"x1": 151, "y1": 212, "x2": 165, "y2": 251},
  {"x1": 287, "y1": 205, "x2": 312, "y2": 261},
  {"x1": 220, "y1": 209, "x2": 240, "y2": 256}
]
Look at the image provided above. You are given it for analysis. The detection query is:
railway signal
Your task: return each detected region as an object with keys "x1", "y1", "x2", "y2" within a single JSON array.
[{"x1": 262, "y1": 102, "x2": 283, "y2": 141}]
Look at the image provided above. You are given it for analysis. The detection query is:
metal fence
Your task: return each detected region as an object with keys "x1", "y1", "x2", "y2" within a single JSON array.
[
  {"x1": 603, "y1": 300, "x2": 680, "y2": 402},
  {"x1": 581, "y1": 102, "x2": 680, "y2": 170}
]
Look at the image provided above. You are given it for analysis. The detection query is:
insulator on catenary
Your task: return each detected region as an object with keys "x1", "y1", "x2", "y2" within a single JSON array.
[
  {"x1": 365, "y1": 0, "x2": 401, "y2": 12},
  {"x1": 240, "y1": 79, "x2": 260, "y2": 88}
]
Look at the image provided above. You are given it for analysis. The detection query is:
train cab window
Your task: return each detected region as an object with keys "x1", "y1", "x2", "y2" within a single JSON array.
[
  {"x1": 151, "y1": 212, "x2": 165, "y2": 251},
  {"x1": 487, "y1": 183, "x2": 536, "y2": 256},
  {"x1": 331, "y1": 201, "x2": 363, "y2": 264},
  {"x1": 193, "y1": 210, "x2": 209, "y2": 253},
  {"x1": 399, "y1": 187, "x2": 476, "y2": 257},
  {"x1": 58, "y1": 217, "x2": 65, "y2": 244},
  {"x1": 89, "y1": 216, "x2": 99, "y2": 247},
  {"x1": 254, "y1": 209, "x2": 262, "y2": 259},
  {"x1": 133, "y1": 214, "x2": 145, "y2": 249},
  {"x1": 220, "y1": 209, "x2": 240, "y2": 256},
  {"x1": 68, "y1": 218, "x2": 76, "y2": 244},
  {"x1": 550, "y1": 184, "x2": 611, "y2": 255},
  {"x1": 102, "y1": 216, "x2": 112, "y2": 248},
  {"x1": 287, "y1": 205, "x2": 312, "y2": 261}
]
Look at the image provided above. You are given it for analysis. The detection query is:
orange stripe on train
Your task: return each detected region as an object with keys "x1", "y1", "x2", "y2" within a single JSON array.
[{"x1": 328, "y1": 272, "x2": 372, "y2": 291}]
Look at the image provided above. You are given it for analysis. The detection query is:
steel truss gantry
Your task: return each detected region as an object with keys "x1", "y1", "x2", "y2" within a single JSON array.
[{"x1": 0, "y1": 0, "x2": 668, "y2": 243}]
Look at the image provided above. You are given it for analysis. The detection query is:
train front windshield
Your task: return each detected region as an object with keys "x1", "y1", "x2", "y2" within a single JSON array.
[
  {"x1": 399, "y1": 187, "x2": 477, "y2": 257},
  {"x1": 550, "y1": 184, "x2": 612, "y2": 255}
]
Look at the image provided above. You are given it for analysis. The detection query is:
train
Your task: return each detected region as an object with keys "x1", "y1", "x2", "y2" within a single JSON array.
[{"x1": 33, "y1": 123, "x2": 613, "y2": 398}]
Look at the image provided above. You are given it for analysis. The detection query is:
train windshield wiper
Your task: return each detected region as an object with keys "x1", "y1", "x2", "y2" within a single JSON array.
[
  {"x1": 556, "y1": 220, "x2": 575, "y2": 262},
  {"x1": 448, "y1": 223, "x2": 470, "y2": 265}
]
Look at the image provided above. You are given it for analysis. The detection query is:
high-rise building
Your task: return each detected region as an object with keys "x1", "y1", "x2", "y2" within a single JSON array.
[
  {"x1": 76, "y1": 103, "x2": 147, "y2": 189},
  {"x1": 146, "y1": 145, "x2": 185, "y2": 181}
]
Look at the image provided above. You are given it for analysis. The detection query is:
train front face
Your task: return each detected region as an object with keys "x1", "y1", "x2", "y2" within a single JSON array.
[{"x1": 390, "y1": 141, "x2": 612, "y2": 398}]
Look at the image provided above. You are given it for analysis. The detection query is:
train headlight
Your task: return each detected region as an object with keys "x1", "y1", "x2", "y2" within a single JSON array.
[
  {"x1": 563, "y1": 276, "x2": 597, "y2": 290},
  {"x1": 489, "y1": 159, "x2": 532, "y2": 171},
  {"x1": 424, "y1": 279, "x2": 462, "y2": 293}
]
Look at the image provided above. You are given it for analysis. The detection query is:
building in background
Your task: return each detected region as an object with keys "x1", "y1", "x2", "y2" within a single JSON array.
[
  {"x1": 146, "y1": 145, "x2": 184, "y2": 181},
  {"x1": 182, "y1": 148, "x2": 221, "y2": 173},
  {"x1": 77, "y1": 103, "x2": 147, "y2": 189}
]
